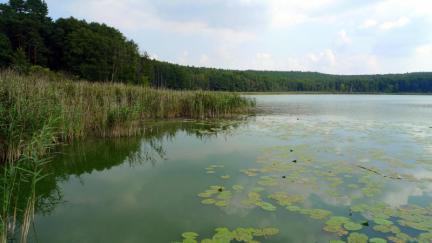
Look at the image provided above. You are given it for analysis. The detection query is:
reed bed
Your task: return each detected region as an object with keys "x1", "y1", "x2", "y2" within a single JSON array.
[{"x1": 0, "y1": 70, "x2": 255, "y2": 163}]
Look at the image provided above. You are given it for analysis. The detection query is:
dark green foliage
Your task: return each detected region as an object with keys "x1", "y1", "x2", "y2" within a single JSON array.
[
  {"x1": 0, "y1": 33, "x2": 13, "y2": 67},
  {"x1": 11, "y1": 47, "x2": 30, "y2": 73},
  {"x1": 0, "y1": 0, "x2": 431, "y2": 92},
  {"x1": 144, "y1": 62, "x2": 432, "y2": 93}
]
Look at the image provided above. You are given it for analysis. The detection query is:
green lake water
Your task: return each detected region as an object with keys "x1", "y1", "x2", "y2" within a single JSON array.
[{"x1": 27, "y1": 95, "x2": 432, "y2": 242}]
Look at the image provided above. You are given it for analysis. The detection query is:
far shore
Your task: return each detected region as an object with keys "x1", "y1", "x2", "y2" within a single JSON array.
[{"x1": 241, "y1": 92, "x2": 432, "y2": 95}]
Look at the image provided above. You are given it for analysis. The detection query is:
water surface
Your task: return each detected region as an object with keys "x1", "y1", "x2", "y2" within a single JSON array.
[{"x1": 28, "y1": 95, "x2": 432, "y2": 242}]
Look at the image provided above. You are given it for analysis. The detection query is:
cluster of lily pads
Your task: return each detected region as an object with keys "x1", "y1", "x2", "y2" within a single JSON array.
[
  {"x1": 348, "y1": 203, "x2": 432, "y2": 242},
  {"x1": 187, "y1": 117, "x2": 432, "y2": 242},
  {"x1": 176, "y1": 227, "x2": 280, "y2": 243},
  {"x1": 198, "y1": 185, "x2": 232, "y2": 208}
]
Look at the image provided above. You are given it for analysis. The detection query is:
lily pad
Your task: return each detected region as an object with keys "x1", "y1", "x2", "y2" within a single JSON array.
[
  {"x1": 217, "y1": 191, "x2": 232, "y2": 200},
  {"x1": 201, "y1": 199, "x2": 216, "y2": 205},
  {"x1": 286, "y1": 205, "x2": 301, "y2": 212},
  {"x1": 324, "y1": 217, "x2": 350, "y2": 236},
  {"x1": 179, "y1": 227, "x2": 279, "y2": 242},
  {"x1": 182, "y1": 232, "x2": 199, "y2": 239},
  {"x1": 344, "y1": 222, "x2": 363, "y2": 231},
  {"x1": 256, "y1": 201, "x2": 277, "y2": 211},
  {"x1": 369, "y1": 238, "x2": 387, "y2": 243},
  {"x1": 215, "y1": 200, "x2": 228, "y2": 207},
  {"x1": 347, "y1": 232, "x2": 368, "y2": 243},
  {"x1": 373, "y1": 218, "x2": 392, "y2": 226},
  {"x1": 306, "y1": 209, "x2": 332, "y2": 220},
  {"x1": 232, "y1": 185, "x2": 244, "y2": 191}
]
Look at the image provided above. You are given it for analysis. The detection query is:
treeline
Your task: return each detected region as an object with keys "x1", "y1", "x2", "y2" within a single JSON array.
[
  {"x1": 1, "y1": 0, "x2": 432, "y2": 93},
  {"x1": 143, "y1": 61, "x2": 432, "y2": 93}
]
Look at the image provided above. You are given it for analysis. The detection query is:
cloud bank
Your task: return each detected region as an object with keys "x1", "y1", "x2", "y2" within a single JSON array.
[{"x1": 42, "y1": 0, "x2": 432, "y2": 74}]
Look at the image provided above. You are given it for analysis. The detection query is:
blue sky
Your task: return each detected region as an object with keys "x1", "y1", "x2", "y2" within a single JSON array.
[{"x1": 7, "y1": 0, "x2": 432, "y2": 74}]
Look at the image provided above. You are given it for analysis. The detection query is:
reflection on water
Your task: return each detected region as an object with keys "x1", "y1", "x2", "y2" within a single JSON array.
[{"x1": 13, "y1": 95, "x2": 432, "y2": 242}]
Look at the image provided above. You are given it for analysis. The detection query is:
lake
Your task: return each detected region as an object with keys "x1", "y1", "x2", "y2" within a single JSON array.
[{"x1": 27, "y1": 95, "x2": 432, "y2": 242}]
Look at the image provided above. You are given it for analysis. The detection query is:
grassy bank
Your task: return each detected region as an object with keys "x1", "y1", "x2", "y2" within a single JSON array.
[{"x1": 0, "y1": 71, "x2": 255, "y2": 163}]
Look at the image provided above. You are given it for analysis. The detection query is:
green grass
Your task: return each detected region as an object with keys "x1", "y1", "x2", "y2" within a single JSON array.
[{"x1": 0, "y1": 70, "x2": 255, "y2": 163}]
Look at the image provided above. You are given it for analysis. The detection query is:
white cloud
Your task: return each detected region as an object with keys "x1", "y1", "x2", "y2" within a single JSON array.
[
  {"x1": 308, "y1": 49, "x2": 337, "y2": 67},
  {"x1": 177, "y1": 50, "x2": 189, "y2": 65},
  {"x1": 410, "y1": 43, "x2": 432, "y2": 71},
  {"x1": 47, "y1": 0, "x2": 432, "y2": 74},
  {"x1": 359, "y1": 19, "x2": 377, "y2": 29},
  {"x1": 254, "y1": 52, "x2": 275, "y2": 70},
  {"x1": 69, "y1": 0, "x2": 256, "y2": 44},
  {"x1": 199, "y1": 54, "x2": 210, "y2": 66},
  {"x1": 416, "y1": 43, "x2": 432, "y2": 56},
  {"x1": 337, "y1": 29, "x2": 351, "y2": 45},
  {"x1": 379, "y1": 16, "x2": 410, "y2": 30},
  {"x1": 358, "y1": 17, "x2": 411, "y2": 31},
  {"x1": 267, "y1": 0, "x2": 339, "y2": 28}
]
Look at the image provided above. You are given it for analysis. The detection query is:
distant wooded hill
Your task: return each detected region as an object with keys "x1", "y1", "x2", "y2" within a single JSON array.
[{"x1": 1, "y1": 0, "x2": 431, "y2": 93}]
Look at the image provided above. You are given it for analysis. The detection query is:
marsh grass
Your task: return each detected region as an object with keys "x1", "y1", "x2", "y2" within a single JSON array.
[
  {"x1": 0, "y1": 70, "x2": 255, "y2": 163},
  {"x1": 1, "y1": 156, "x2": 49, "y2": 243}
]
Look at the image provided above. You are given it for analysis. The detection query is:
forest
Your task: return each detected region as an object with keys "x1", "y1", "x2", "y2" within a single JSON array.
[{"x1": 1, "y1": 0, "x2": 432, "y2": 93}]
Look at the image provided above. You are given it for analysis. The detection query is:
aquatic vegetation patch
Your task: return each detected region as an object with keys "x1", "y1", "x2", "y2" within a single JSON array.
[
  {"x1": 194, "y1": 121, "x2": 432, "y2": 242},
  {"x1": 369, "y1": 238, "x2": 387, "y2": 243},
  {"x1": 373, "y1": 218, "x2": 392, "y2": 226},
  {"x1": 257, "y1": 176, "x2": 279, "y2": 187},
  {"x1": 323, "y1": 217, "x2": 351, "y2": 236},
  {"x1": 347, "y1": 232, "x2": 368, "y2": 243},
  {"x1": 205, "y1": 165, "x2": 224, "y2": 175},
  {"x1": 343, "y1": 222, "x2": 363, "y2": 231},
  {"x1": 348, "y1": 202, "x2": 432, "y2": 241},
  {"x1": 230, "y1": 185, "x2": 243, "y2": 192},
  {"x1": 268, "y1": 192, "x2": 304, "y2": 206},
  {"x1": 177, "y1": 227, "x2": 279, "y2": 243},
  {"x1": 198, "y1": 186, "x2": 232, "y2": 208},
  {"x1": 241, "y1": 191, "x2": 277, "y2": 212},
  {"x1": 241, "y1": 168, "x2": 260, "y2": 177},
  {"x1": 300, "y1": 208, "x2": 332, "y2": 220}
]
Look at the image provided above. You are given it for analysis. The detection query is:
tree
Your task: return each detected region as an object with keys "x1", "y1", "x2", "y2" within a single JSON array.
[
  {"x1": 26, "y1": 0, "x2": 48, "y2": 19},
  {"x1": 0, "y1": 33, "x2": 13, "y2": 67},
  {"x1": 12, "y1": 47, "x2": 30, "y2": 73}
]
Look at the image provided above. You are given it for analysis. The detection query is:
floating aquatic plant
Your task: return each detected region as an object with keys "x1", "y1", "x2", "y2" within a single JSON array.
[
  {"x1": 323, "y1": 217, "x2": 350, "y2": 236},
  {"x1": 268, "y1": 192, "x2": 304, "y2": 206},
  {"x1": 343, "y1": 222, "x2": 362, "y2": 231},
  {"x1": 241, "y1": 169, "x2": 259, "y2": 177},
  {"x1": 369, "y1": 238, "x2": 387, "y2": 243},
  {"x1": 198, "y1": 186, "x2": 232, "y2": 207},
  {"x1": 301, "y1": 208, "x2": 332, "y2": 220},
  {"x1": 373, "y1": 218, "x2": 392, "y2": 226},
  {"x1": 418, "y1": 233, "x2": 432, "y2": 242},
  {"x1": 257, "y1": 176, "x2": 278, "y2": 187},
  {"x1": 232, "y1": 185, "x2": 244, "y2": 191},
  {"x1": 180, "y1": 232, "x2": 199, "y2": 243},
  {"x1": 347, "y1": 232, "x2": 368, "y2": 243},
  {"x1": 256, "y1": 201, "x2": 277, "y2": 212},
  {"x1": 178, "y1": 227, "x2": 279, "y2": 243},
  {"x1": 201, "y1": 199, "x2": 216, "y2": 205}
]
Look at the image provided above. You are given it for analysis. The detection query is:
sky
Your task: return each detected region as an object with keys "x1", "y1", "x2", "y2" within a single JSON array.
[{"x1": 12, "y1": 0, "x2": 432, "y2": 74}]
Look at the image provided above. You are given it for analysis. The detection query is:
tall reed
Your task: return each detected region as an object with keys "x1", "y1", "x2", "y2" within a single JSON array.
[{"x1": 0, "y1": 70, "x2": 255, "y2": 163}]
